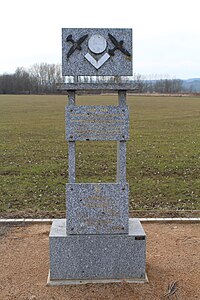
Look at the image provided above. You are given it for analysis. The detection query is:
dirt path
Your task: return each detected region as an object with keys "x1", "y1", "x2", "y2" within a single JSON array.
[{"x1": 0, "y1": 222, "x2": 199, "y2": 300}]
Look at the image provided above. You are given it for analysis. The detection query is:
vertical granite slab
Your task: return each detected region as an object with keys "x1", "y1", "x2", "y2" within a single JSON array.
[
  {"x1": 117, "y1": 141, "x2": 127, "y2": 184},
  {"x1": 62, "y1": 28, "x2": 132, "y2": 76},
  {"x1": 49, "y1": 219, "x2": 146, "y2": 281},
  {"x1": 66, "y1": 105, "x2": 129, "y2": 141},
  {"x1": 66, "y1": 183, "x2": 129, "y2": 235},
  {"x1": 117, "y1": 90, "x2": 127, "y2": 183},
  {"x1": 68, "y1": 142, "x2": 76, "y2": 183},
  {"x1": 118, "y1": 90, "x2": 127, "y2": 106},
  {"x1": 67, "y1": 91, "x2": 76, "y2": 183}
]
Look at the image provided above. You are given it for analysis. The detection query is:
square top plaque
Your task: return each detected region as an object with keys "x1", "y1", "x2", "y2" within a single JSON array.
[{"x1": 62, "y1": 28, "x2": 132, "y2": 76}]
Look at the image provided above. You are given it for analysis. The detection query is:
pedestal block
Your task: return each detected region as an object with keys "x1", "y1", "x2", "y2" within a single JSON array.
[{"x1": 49, "y1": 218, "x2": 146, "y2": 283}]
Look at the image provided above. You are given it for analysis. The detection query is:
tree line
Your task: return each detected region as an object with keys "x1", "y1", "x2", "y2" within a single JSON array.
[
  {"x1": 131, "y1": 73, "x2": 184, "y2": 94},
  {"x1": 0, "y1": 63, "x2": 192, "y2": 94},
  {"x1": 0, "y1": 63, "x2": 64, "y2": 94}
]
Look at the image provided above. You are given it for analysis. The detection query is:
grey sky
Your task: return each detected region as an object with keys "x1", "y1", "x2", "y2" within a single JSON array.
[{"x1": 0, "y1": 0, "x2": 199, "y2": 79}]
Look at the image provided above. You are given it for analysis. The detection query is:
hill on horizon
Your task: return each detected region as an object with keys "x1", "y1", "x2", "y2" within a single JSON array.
[{"x1": 182, "y1": 78, "x2": 200, "y2": 92}]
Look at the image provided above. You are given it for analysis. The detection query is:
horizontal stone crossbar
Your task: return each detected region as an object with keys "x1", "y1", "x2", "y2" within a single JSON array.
[{"x1": 58, "y1": 83, "x2": 138, "y2": 91}]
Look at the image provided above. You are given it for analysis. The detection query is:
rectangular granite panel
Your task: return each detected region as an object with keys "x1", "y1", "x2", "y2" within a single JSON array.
[
  {"x1": 49, "y1": 219, "x2": 146, "y2": 280},
  {"x1": 66, "y1": 183, "x2": 129, "y2": 235},
  {"x1": 66, "y1": 105, "x2": 129, "y2": 141},
  {"x1": 58, "y1": 83, "x2": 137, "y2": 91},
  {"x1": 62, "y1": 28, "x2": 132, "y2": 76}
]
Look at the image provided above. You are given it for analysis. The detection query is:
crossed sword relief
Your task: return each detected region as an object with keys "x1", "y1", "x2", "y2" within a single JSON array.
[{"x1": 65, "y1": 33, "x2": 131, "y2": 69}]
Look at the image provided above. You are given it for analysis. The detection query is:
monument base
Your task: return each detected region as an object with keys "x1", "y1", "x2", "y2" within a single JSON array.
[
  {"x1": 47, "y1": 271, "x2": 148, "y2": 285},
  {"x1": 49, "y1": 219, "x2": 146, "y2": 283}
]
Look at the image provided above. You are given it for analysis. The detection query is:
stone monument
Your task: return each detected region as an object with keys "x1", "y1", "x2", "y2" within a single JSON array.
[{"x1": 48, "y1": 28, "x2": 147, "y2": 284}]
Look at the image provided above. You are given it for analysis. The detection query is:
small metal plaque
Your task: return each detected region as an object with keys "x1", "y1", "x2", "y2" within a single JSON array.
[
  {"x1": 62, "y1": 28, "x2": 132, "y2": 76},
  {"x1": 66, "y1": 183, "x2": 129, "y2": 235},
  {"x1": 66, "y1": 105, "x2": 129, "y2": 141}
]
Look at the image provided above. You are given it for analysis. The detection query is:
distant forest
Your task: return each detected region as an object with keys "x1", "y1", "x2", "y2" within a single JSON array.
[{"x1": 0, "y1": 63, "x2": 199, "y2": 94}]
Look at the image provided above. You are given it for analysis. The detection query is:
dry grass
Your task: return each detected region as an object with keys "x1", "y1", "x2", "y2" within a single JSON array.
[{"x1": 0, "y1": 94, "x2": 200, "y2": 214}]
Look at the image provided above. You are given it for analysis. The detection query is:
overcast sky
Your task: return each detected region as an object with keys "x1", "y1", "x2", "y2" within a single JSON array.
[{"x1": 0, "y1": 0, "x2": 199, "y2": 79}]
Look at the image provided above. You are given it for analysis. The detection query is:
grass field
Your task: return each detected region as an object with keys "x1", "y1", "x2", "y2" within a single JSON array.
[{"x1": 0, "y1": 94, "x2": 200, "y2": 214}]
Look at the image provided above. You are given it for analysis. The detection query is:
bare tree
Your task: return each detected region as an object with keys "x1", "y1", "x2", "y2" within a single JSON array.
[{"x1": 28, "y1": 63, "x2": 64, "y2": 93}]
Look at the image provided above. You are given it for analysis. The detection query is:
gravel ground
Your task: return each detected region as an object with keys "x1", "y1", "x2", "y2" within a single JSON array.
[{"x1": 0, "y1": 222, "x2": 199, "y2": 300}]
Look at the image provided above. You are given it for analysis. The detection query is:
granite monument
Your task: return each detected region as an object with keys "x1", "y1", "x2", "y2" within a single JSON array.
[{"x1": 48, "y1": 28, "x2": 147, "y2": 284}]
